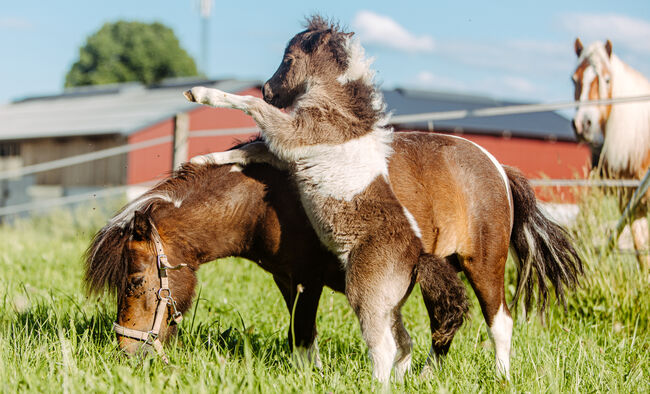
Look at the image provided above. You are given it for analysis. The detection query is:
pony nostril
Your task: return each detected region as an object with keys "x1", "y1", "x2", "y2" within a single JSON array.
[{"x1": 586, "y1": 119, "x2": 592, "y2": 128}]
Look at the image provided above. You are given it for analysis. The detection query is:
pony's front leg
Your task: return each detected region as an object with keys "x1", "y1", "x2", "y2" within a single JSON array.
[
  {"x1": 184, "y1": 86, "x2": 256, "y2": 113},
  {"x1": 184, "y1": 86, "x2": 298, "y2": 157},
  {"x1": 190, "y1": 141, "x2": 288, "y2": 171}
]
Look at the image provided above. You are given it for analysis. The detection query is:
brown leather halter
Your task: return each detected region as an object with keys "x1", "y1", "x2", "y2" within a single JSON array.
[{"x1": 113, "y1": 224, "x2": 186, "y2": 364}]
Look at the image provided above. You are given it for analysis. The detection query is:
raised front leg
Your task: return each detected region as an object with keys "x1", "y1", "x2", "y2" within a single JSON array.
[
  {"x1": 184, "y1": 87, "x2": 299, "y2": 157},
  {"x1": 190, "y1": 141, "x2": 288, "y2": 171}
]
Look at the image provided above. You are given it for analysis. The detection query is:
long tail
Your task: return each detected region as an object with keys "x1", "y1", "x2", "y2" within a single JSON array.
[
  {"x1": 417, "y1": 254, "x2": 469, "y2": 350},
  {"x1": 505, "y1": 166, "x2": 584, "y2": 314}
]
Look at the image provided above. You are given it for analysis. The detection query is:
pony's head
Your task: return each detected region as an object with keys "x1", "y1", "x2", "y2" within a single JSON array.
[
  {"x1": 84, "y1": 193, "x2": 198, "y2": 357},
  {"x1": 571, "y1": 38, "x2": 614, "y2": 146},
  {"x1": 263, "y1": 15, "x2": 373, "y2": 109}
]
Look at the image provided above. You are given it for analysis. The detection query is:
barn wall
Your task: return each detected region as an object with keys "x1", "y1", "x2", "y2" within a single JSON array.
[
  {"x1": 127, "y1": 88, "x2": 261, "y2": 185},
  {"x1": 455, "y1": 133, "x2": 592, "y2": 179},
  {"x1": 21, "y1": 134, "x2": 127, "y2": 186}
]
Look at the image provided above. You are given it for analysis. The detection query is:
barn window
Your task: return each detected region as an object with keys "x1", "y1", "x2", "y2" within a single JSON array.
[{"x1": 0, "y1": 142, "x2": 20, "y2": 157}]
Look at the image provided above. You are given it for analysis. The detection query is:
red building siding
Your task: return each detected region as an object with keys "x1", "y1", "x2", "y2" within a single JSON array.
[{"x1": 126, "y1": 87, "x2": 591, "y2": 202}]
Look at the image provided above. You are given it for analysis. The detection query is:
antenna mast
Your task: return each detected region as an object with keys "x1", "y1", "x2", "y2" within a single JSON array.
[{"x1": 199, "y1": 0, "x2": 213, "y2": 75}]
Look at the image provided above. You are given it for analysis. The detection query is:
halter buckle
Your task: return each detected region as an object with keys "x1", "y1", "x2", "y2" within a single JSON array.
[{"x1": 157, "y1": 288, "x2": 172, "y2": 300}]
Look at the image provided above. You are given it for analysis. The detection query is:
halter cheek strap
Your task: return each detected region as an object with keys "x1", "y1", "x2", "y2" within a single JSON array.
[{"x1": 113, "y1": 224, "x2": 187, "y2": 364}]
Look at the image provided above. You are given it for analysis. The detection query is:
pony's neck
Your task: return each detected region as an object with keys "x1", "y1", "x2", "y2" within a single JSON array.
[{"x1": 602, "y1": 55, "x2": 650, "y2": 175}]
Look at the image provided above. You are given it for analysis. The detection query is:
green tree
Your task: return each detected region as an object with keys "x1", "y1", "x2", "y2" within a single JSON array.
[{"x1": 65, "y1": 21, "x2": 199, "y2": 87}]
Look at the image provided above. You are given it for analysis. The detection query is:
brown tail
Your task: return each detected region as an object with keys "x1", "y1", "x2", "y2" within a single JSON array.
[
  {"x1": 505, "y1": 166, "x2": 584, "y2": 314},
  {"x1": 417, "y1": 254, "x2": 469, "y2": 355}
]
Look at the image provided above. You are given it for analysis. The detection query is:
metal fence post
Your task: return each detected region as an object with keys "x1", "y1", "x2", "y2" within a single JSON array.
[{"x1": 173, "y1": 113, "x2": 189, "y2": 171}]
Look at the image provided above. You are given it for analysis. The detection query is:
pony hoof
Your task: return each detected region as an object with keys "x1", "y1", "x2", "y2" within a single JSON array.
[
  {"x1": 190, "y1": 155, "x2": 210, "y2": 165},
  {"x1": 183, "y1": 90, "x2": 196, "y2": 102}
]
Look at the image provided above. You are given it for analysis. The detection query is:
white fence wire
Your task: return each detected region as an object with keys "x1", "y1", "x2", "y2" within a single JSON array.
[{"x1": 1, "y1": 95, "x2": 650, "y2": 217}]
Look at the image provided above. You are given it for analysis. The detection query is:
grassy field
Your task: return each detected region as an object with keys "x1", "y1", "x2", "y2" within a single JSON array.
[{"x1": 0, "y1": 192, "x2": 648, "y2": 393}]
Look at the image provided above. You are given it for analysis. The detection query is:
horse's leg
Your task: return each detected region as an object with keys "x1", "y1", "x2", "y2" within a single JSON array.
[
  {"x1": 184, "y1": 87, "x2": 298, "y2": 149},
  {"x1": 272, "y1": 276, "x2": 324, "y2": 369},
  {"x1": 190, "y1": 141, "x2": 288, "y2": 171},
  {"x1": 391, "y1": 310, "x2": 412, "y2": 381},
  {"x1": 345, "y1": 244, "x2": 417, "y2": 383},
  {"x1": 630, "y1": 217, "x2": 649, "y2": 271},
  {"x1": 461, "y1": 250, "x2": 512, "y2": 380},
  {"x1": 418, "y1": 255, "x2": 468, "y2": 369}
]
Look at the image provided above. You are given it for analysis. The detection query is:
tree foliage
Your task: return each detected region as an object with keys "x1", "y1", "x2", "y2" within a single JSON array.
[{"x1": 65, "y1": 21, "x2": 199, "y2": 87}]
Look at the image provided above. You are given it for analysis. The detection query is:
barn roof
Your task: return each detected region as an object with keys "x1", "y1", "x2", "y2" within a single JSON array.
[
  {"x1": 384, "y1": 88, "x2": 576, "y2": 141},
  {"x1": 0, "y1": 78, "x2": 260, "y2": 141},
  {"x1": 0, "y1": 79, "x2": 575, "y2": 142}
]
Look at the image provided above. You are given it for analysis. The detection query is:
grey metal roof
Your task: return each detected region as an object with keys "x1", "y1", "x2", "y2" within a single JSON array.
[
  {"x1": 0, "y1": 80, "x2": 575, "y2": 142},
  {"x1": 383, "y1": 88, "x2": 576, "y2": 141},
  {"x1": 0, "y1": 78, "x2": 261, "y2": 141}
]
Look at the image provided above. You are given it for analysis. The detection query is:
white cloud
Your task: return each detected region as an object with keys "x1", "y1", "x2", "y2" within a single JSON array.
[
  {"x1": 500, "y1": 76, "x2": 536, "y2": 94},
  {"x1": 435, "y1": 39, "x2": 570, "y2": 75},
  {"x1": 559, "y1": 13, "x2": 650, "y2": 53},
  {"x1": 0, "y1": 17, "x2": 33, "y2": 30},
  {"x1": 352, "y1": 10, "x2": 434, "y2": 53},
  {"x1": 415, "y1": 71, "x2": 468, "y2": 91}
]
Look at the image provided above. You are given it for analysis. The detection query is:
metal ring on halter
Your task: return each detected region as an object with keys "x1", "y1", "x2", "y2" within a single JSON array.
[{"x1": 157, "y1": 288, "x2": 172, "y2": 300}]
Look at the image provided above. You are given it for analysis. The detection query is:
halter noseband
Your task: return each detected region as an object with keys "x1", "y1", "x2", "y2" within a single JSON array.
[{"x1": 113, "y1": 224, "x2": 187, "y2": 364}]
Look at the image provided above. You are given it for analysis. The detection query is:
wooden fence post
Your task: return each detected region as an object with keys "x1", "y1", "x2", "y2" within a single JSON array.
[{"x1": 173, "y1": 113, "x2": 189, "y2": 170}]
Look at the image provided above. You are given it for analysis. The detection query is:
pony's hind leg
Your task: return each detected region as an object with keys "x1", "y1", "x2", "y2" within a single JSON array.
[
  {"x1": 418, "y1": 254, "x2": 469, "y2": 368},
  {"x1": 461, "y1": 252, "x2": 513, "y2": 379}
]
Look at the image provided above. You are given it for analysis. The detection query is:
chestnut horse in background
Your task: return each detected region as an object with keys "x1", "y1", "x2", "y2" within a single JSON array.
[{"x1": 572, "y1": 38, "x2": 650, "y2": 268}]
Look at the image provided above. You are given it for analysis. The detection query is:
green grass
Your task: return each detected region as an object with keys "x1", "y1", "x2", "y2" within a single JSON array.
[{"x1": 0, "y1": 194, "x2": 648, "y2": 393}]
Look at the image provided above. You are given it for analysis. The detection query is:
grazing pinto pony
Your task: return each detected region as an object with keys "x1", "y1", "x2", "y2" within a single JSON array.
[
  {"x1": 84, "y1": 151, "x2": 468, "y2": 370},
  {"x1": 572, "y1": 38, "x2": 650, "y2": 268},
  {"x1": 184, "y1": 16, "x2": 583, "y2": 381}
]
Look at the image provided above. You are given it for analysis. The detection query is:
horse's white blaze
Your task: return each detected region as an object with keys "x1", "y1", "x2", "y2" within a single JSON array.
[
  {"x1": 402, "y1": 206, "x2": 422, "y2": 239},
  {"x1": 488, "y1": 303, "x2": 513, "y2": 379},
  {"x1": 575, "y1": 67, "x2": 601, "y2": 138},
  {"x1": 446, "y1": 134, "x2": 512, "y2": 213},
  {"x1": 287, "y1": 127, "x2": 393, "y2": 201}
]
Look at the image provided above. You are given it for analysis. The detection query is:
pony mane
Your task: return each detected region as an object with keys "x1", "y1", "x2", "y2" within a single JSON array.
[
  {"x1": 300, "y1": 14, "x2": 388, "y2": 129},
  {"x1": 84, "y1": 157, "x2": 245, "y2": 296}
]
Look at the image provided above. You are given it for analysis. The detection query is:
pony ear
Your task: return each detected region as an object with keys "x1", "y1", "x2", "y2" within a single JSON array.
[
  {"x1": 605, "y1": 39, "x2": 613, "y2": 58},
  {"x1": 132, "y1": 210, "x2": 151, "y2": 240},
  {"x1": 574, "y1": 38, "x2": 583, "y2": 57}
]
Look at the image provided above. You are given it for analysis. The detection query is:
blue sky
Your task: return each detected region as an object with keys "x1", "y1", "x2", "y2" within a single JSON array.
[{"x1": 1, "y1": 1, "x2": 649, "y2": 105}]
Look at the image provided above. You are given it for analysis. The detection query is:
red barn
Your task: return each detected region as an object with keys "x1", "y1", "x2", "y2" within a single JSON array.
[{"x1": 0, "y1": 78, "x2": 590, "y2": 207}]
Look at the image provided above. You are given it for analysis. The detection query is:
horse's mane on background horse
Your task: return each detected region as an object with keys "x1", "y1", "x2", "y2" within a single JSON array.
[{"x1": 572, "y1": 38, "x2": 650, "y2": 268}]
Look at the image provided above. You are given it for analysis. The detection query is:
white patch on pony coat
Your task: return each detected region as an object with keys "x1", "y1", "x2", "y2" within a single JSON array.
[
  {"x1": 445, "y1": 134, "x2": 512, "y2": 214},
  {"x1": 369, "y1": 324, "x2": 398, "y2": 383},
  {"x1": 229, "y1": 164, "x2": 243, "y2": 172},
  {"x1": 109, "y1": 193, "x2": 182, "y2": 229},
  {"x1": 336, "y1": 37, "x2": 385, "y2": 113},
  {"x1": 277, "y1": 127, "x2": 394, "y2": 202},
  {"x1": 488, "y1": 303, "x2": 513, "y2": 379},
  {"x1": 402, "y1": 206, "x2": 422, "y2": 239}
]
